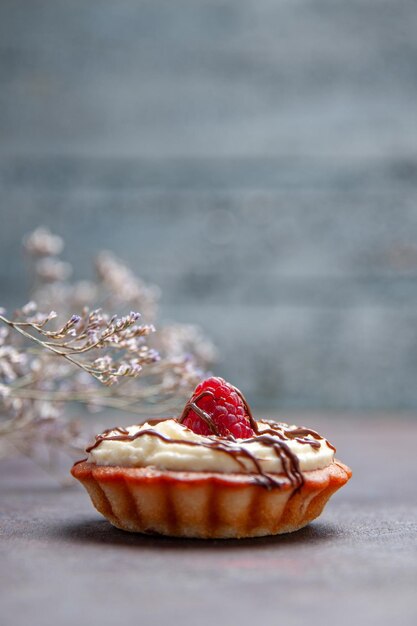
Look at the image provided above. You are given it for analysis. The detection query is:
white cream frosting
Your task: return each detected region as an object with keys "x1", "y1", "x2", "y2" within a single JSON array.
[{"x1": 87, "y1": 419, "x2": 334, "y2": 474}]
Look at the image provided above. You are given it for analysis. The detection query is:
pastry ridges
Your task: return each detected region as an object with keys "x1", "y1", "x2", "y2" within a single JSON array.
[{"x1": 71, "y1": 459, "x2": 351, "y2": 538}]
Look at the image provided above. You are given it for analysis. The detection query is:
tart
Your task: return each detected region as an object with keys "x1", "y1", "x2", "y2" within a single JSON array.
[{"x1": 71, "y1": 377, "x2": 351, "y2": 538}]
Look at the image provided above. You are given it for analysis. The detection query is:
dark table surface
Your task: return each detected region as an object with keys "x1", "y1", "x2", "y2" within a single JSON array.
[{"x1": 1, "y1": 414, "x2": 417, "y2": 626}]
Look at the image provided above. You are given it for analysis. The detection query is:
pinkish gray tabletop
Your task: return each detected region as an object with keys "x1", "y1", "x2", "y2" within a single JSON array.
[{"x1": 1, "y1": 415, "x2": 417, "y2": 626}]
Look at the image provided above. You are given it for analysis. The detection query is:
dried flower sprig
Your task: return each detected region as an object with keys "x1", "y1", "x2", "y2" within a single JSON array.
[
  {"x1": 0, "y1": 227, "x2": 216, "y2": 477},
  {"x1": 0, "y1": 306, "x2": 158, "y2": 385}
]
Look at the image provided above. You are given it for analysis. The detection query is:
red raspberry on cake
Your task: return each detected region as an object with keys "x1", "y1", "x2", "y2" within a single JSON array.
[{"x1": 180, "y1": 376, "x2": 255, "y2": 439}]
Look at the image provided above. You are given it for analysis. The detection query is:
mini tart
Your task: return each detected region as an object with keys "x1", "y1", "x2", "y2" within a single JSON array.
[
  {"x1": 71, "y1": 459, "x2": 351, "y2": 538},
  {"x1": 71, "y1": 415, "x2": 351, "y2": 538}
]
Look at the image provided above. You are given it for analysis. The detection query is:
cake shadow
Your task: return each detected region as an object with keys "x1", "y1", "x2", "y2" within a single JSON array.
[{"x1": 54, "y1": 517, "x2": 340, "y2": 549}]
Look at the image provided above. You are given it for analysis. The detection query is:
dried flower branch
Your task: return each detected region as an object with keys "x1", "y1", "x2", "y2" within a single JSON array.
[
  {"x1": 0, "y1": 307, "x2": 158, "y2": 385},
  {"x1": 0, "y1": 227, "x2": 216, "y2": 478}
]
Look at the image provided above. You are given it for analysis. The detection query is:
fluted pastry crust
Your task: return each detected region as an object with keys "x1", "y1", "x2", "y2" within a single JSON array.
[{"x1": 71, "y1": 460, "x2": 351, "y2": 538}]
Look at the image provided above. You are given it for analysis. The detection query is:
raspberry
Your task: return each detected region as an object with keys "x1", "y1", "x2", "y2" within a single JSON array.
[{"x1": 180, "y1": 377, "x2": 255, "y2": 439}]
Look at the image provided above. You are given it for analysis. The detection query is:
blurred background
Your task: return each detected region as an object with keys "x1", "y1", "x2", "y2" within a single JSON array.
[{"x1": 1, "y1": 0, "x2": 417, "y2": 411}]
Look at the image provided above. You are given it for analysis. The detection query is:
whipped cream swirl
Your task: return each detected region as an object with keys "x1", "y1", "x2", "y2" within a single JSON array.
[{"x1": 87, "y1": 418, "x2": 335, "y2": 475}]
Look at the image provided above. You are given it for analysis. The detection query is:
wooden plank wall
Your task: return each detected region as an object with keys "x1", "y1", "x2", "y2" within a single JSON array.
[{"x1": 1, "y1": 1, "x2": 417, "y2": 409}]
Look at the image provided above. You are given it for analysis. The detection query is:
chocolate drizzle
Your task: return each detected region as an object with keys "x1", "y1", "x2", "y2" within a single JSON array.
[
  {"x1": 101, "y1": 426, "x2": 129, "y2": 436},
  {"x1": 258, "y1": 421, "x2": 336, "y2": 452},
  {"x1": 86, "y1": 414, "x2": 335, "y2": 492},
  {"x1": 178, "y1": 390, "x2": 220, "y2": 435}
]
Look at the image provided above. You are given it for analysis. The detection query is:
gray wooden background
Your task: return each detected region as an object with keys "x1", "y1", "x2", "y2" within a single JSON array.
[{"x1": 1, "y1": 0, "x2": 417, "y2": 410}]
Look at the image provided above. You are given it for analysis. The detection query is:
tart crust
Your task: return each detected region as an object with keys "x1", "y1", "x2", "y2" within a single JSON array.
[{"x1": 71, "y1": 460, "x2": 351, "y2": 538}]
